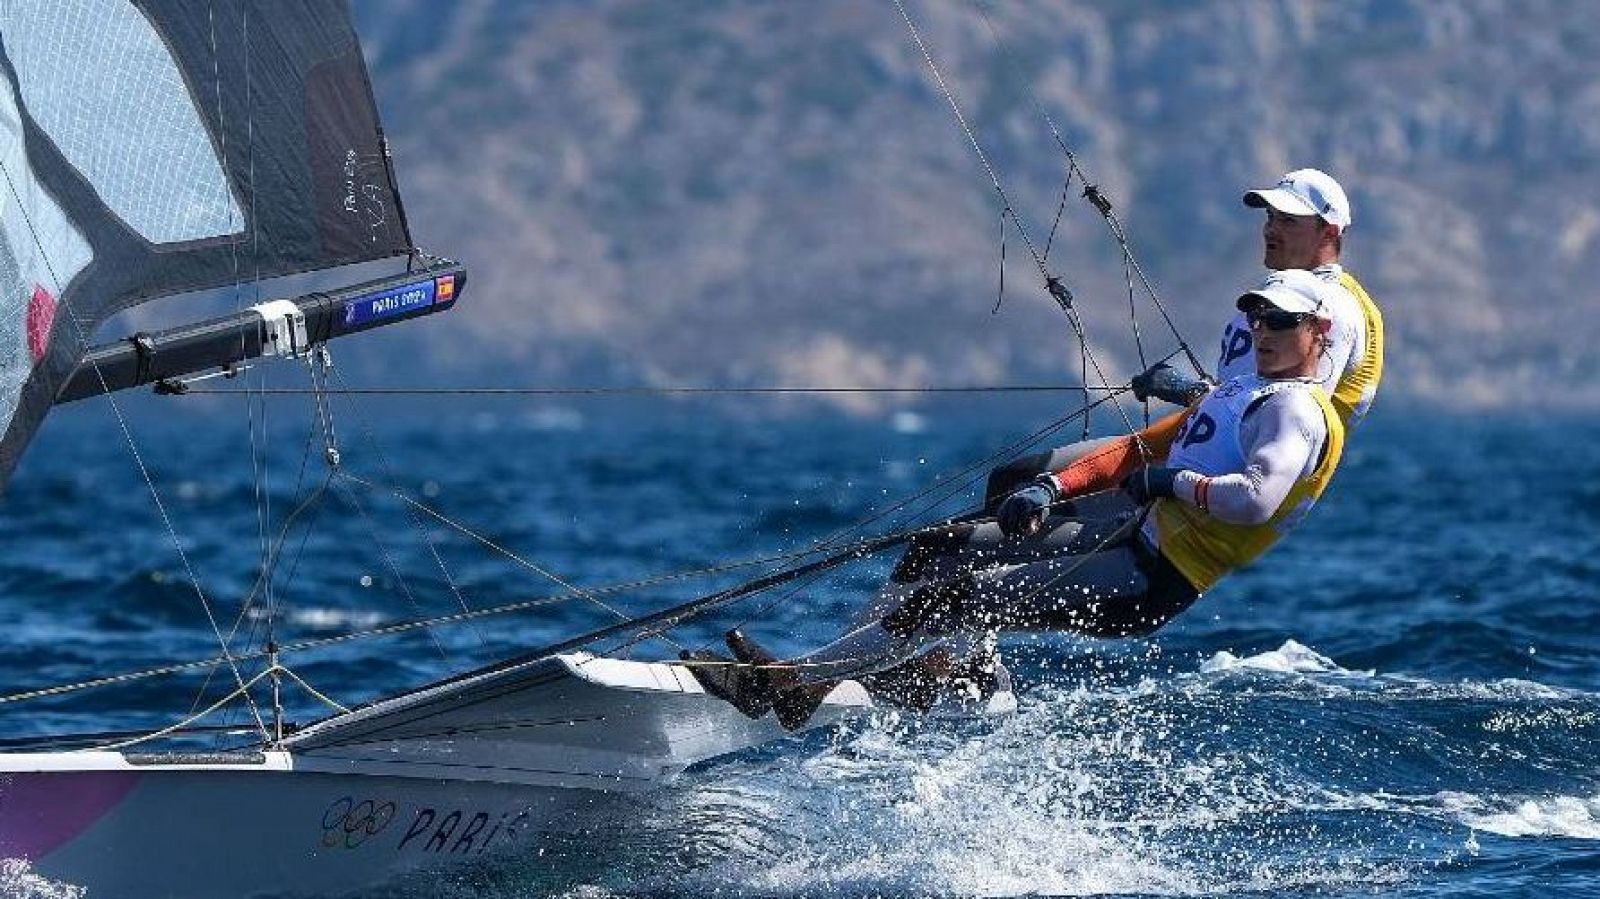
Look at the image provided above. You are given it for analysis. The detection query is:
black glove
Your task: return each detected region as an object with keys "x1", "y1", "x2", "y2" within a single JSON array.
[
  {"x1": 1130, "y1": 362, "x2": 1207, "y2": 406},
  {"x1": 1121, "y1": 466, "x2": 1179, "y2": 504},
  {"x1": 997, "y1": 476, "x2": 1058, "y2": 537}
]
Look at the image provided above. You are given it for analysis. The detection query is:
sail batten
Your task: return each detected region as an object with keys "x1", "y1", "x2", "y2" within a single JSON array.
[{"x1": 0, "y1": 0, "x2": 413, "y2": 489}]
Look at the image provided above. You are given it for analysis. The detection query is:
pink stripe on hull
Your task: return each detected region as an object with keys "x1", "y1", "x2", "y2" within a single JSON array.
[{"x1": 0, "y1": 771, "x2": 142, "y2": 859}]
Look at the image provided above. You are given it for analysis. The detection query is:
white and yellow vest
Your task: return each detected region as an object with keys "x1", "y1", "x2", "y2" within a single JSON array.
[
  {"x1": 1151, "y1": 376, "x2": 1346, "y2": 592},
  {"x1": 1332, "y1": 270, "x2": 1383, "y2": 425}
]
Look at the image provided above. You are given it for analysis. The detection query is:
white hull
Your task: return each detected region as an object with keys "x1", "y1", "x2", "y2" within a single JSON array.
[
  {"x1": 3, "y1": 764, "x2": 613, "y2": 898},
  {"x1": 0, "y1": 653, "x2": 874, "y2": 898}
]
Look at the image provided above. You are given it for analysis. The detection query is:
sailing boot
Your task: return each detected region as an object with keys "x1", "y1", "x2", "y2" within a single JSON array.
[
  {"x1": 724, "y1": 629, "x2": 801, "y2": 688},
  {"x1": 857, "y1": 647, "x2": 955, "y2": 712},
  {"x1": 726, "y1": 629, "x2": 833, "y2": 732},
  {"x1": 679, "y1": 649, "x2": 775, "y2": 719}
]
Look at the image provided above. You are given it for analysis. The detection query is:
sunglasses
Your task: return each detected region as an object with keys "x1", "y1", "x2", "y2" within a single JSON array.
[{"x1": 1246, "y1": 308, "x2": 1313, "y2": 331}]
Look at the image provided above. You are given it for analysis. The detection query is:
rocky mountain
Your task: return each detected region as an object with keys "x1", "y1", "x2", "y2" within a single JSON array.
[{"x1": 349, "y1": 0, "x2": 1600, "y2": 412}]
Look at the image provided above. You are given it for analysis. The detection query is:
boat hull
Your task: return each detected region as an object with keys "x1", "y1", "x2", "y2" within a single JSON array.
[
  {"x1": 2, "y1": 764, "x2": 624, "y2": 898},
  {"x1": 0, "y1": 654, "x2": 877, "y2": 897}
]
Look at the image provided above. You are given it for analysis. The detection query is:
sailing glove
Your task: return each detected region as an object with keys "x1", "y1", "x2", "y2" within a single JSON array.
[
  {"x1": 1122, "y1": 466, "x2": 1178, "y2": 504},
  {"x1": 1131, "y1": 362, "x2": 1208, "y2": 406},
  {"x1": 997, "y1": 476, "x2": 1059, "y2": 537}
]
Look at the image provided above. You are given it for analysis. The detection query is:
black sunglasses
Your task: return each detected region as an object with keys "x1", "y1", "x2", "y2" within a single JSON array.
[{"x1": 1246, "y1": 308, "x2": 1312, "y2": 331}]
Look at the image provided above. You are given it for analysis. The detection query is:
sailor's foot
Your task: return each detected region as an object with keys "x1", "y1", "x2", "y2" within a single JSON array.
[
  {"x1": 773, "y1": 681, "x2": 835, "y2": 731},
  {"x1": 679, "y1": 649, "x2": 774, "y2": 719},
  {"x1": 857, "y1": 648, "x2": 955, "y2": 712},
  {"x1": 724, "y1": 628, "x2": 802, "y2": 689},
  {"x1": 726, "y1": 629, "x2": 832, "y2": 732}
]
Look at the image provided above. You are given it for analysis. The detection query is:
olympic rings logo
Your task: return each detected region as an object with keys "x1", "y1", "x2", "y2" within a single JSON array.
[{"x1": 321, "y1": 796, "x2": 398, "y2": 849}]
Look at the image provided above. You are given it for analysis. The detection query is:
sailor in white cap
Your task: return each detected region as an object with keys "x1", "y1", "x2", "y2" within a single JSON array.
[
  {"x1": 689, "y1": 270, "x2": 1349, "y2": 730},
  {"x1": 1136, "y1": 167, "x2": 1384, "y2": 428}
]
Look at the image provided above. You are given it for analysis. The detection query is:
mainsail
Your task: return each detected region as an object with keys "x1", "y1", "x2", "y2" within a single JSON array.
[{"x1": 0, "y1": 0, "x2": 413, "y2": 488}]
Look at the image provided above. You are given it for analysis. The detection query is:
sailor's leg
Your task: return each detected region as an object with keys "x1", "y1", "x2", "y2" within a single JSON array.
[
  {"x1": 884, "y1": 521, "x2": 978, "y2": 588},
  {"x1": 806, "y1": 514, "x2": 1080, "y2": 681},
  {"x1": 781, "y1": 574, "x2": 976, "y2": 681},
  {"x1": 787, "y1": 521, "x2": 983, "y2": 686},
  {"x1": 983, "y1": 437, "x2": 1129, "y2": 510},
  {"x1": 960, "y1": 534, "x2": 1200, "y2": 638},
  {"x1": 844, "y1": 515, "x2": 1101, "y2": 702},
  {"x1": 770, "y1": 512, "x2": 1150, "y2": 708}
]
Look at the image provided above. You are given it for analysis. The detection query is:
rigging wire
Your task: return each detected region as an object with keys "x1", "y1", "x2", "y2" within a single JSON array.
[
  {"x1": 189, "y1": 469, "x2": 331, "y2": 718},
  {"x1": 968, "y1": 0, "x2": 1209, "y2": 382},
  {"x1": 0, "y1": 390, "x2": 1131, "y2": 712},
  {"x1": 326, "y1": 362, "x2": 488, "y2": 649},
  {"x1": 888, "y1": 0, "x2": 1146, "y2": 448},
  {"x1": 630, "y1": 391, "x2": 1129, "y2": 658},
  {"x1": 207, "y1": 0, "x2": 279, "y2": 743},
  {"x1": 0, "y1": 126, "x2": 268, "y2": 739},
  {"x1": 334, "y1": 468, "x2": 688, "y2": 656},
  {"x1": 678, "y1": 505, "x2": 1150, "y2": 679},
  {"x1": 327, "y1": 476, "x2": 457, "y2": 663},
  {"x1": 173, "y1": 384, "x2": 1123, "y2": 397},
  {"x1": 0, "y1": 515, "x2": 990, "y2": 710}
]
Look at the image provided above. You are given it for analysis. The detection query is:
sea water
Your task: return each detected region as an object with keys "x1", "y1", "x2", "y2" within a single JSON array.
[{"x1": 1, "y1": 396, "x2": 1597, "y2": 898}]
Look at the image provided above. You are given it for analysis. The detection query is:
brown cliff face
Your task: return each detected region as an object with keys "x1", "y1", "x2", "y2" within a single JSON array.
[{"x1": 354, "y1": 0, "x2": 1600, "y2": 411}]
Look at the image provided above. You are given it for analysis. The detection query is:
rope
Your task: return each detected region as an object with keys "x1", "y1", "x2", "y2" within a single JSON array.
[
  {"x1": 172, "y1": 384, "x2": 1123, "y2": 397},
  {"x1": 609, "y1": 391, "x2": 1131, "y2": 660},
  {"x1": 676, "y1": 503, "x2": 1150, "y2": 679},
  {"x1": 335, "y1": 470, "x2": 688, "y2": 655},
  {"x1": 95, "y1": 664, "x2": 347, "y2": 752},
  {"x1": 969, "y1": 0, "x2": 1210, "y2": 382},
  {"x1": 889, "y1": 0, "x2": 1147, "y2": 447},
  {"x1": 328, "y1": 363, "x2": 487, "y2": 648}
]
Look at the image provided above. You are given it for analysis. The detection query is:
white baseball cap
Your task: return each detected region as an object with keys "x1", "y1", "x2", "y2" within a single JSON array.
[
  {"x1": 1236, "y1": 269, "x2": 1333, "y2": 317},
  {"x1": 1243, "y1": 168, "x2": 1352, "y2": 230}
]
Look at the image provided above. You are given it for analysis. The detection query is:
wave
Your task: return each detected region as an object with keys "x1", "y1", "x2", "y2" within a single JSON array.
[
  {"x1": 0, "y1": 860, "x2": 83, "y2": 899},
  {"x1": 1183, "y1": 639, "x2": 1592, "y2": 707},
  {"x1": 1199, "y1": 639, "x2": 1372, "y2": 677},
  {"x1": 1360, "y1": 791, "x2": 1600, "y2": 841}
]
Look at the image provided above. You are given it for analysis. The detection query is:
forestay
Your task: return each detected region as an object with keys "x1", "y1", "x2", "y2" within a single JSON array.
[{"x1": 0, "y1": 0, "x2": 412, "y2": 488}]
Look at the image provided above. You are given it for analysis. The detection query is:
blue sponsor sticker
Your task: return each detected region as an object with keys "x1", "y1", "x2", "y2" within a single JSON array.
[{"x1": 339, "y1": 279, "x2": 437, "y2": 332}]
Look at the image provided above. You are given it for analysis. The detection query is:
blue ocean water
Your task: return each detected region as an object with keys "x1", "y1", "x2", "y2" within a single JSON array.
[{"x1": 2, "y1": 394, "x2": 1598, "y2": 898}]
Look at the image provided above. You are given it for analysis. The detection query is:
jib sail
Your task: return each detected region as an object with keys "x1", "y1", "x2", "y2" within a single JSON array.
[{"x1": 0, "y1": 0, "x2": 412, "y2": 488}]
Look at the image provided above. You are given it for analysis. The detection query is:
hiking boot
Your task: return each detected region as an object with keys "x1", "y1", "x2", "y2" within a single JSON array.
[
  {"x1": 773, "y1": 681, "x2": 835, "y2": 731},
  {"x1": 724, "y1": 629, "x2": 801, "y2": 690},
  {"x1": 679, "y1": 649, "x2": 774, "y2": 719},
  {"x1": 857, "y1": 648, "x2": 954, "y2": 712}
]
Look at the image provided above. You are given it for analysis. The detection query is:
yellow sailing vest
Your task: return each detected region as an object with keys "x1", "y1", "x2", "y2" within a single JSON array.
[
  {"x1": 1331, "y1": 270, "x2": 1384, "y2": 427},
  {"x1": 1153, "y1": 379, "x2": 1346, "y2": 592}
]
